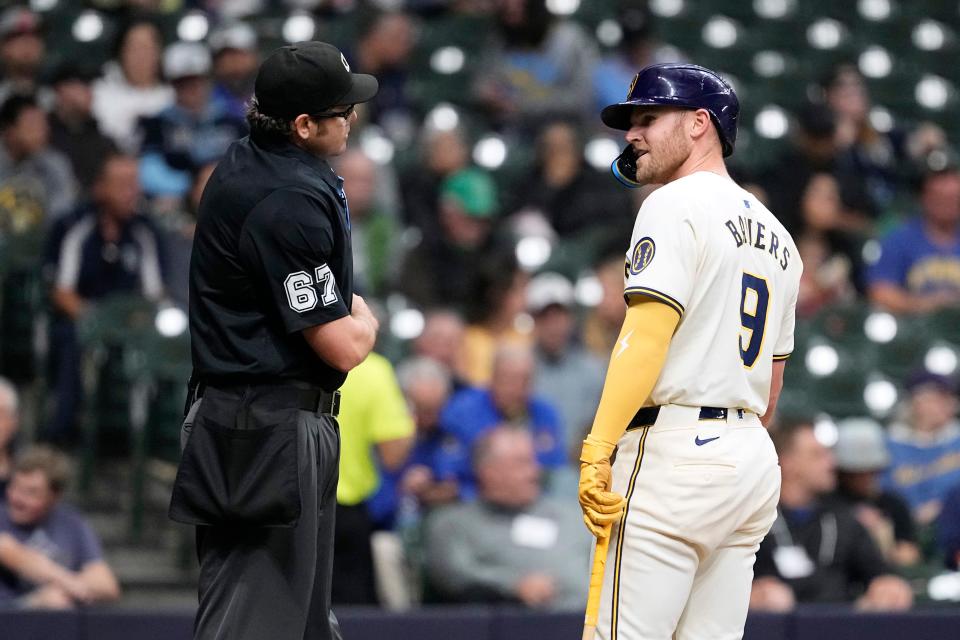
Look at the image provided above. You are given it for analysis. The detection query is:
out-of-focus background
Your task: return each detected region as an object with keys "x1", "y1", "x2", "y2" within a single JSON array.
[{"x1": 0, "y1": 0, "x2": 959, "y2": 637}]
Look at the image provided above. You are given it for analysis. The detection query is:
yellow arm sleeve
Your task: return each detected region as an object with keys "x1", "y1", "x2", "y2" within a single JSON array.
[{"x1": 586, "y1": 299, "x2": 680, "y2": 446}]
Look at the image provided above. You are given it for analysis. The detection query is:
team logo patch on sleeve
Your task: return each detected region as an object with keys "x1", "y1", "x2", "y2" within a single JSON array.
[{"x1": 629, "y1": 237, "x2": 656, "y2": 274}]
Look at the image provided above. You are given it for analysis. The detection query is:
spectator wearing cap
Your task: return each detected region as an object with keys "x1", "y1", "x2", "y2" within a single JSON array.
[
  {"x1": 0, "y1": 7, "x2": 48, "y2": 107},
  {"x1": 92, "y1": 18, "x2": 173, "y2": 150},
  {"x1": 750, "y1": 419, "x2": 912, "y2": 612},
  {"x1": 137, "y1": 41, "x2": 245, "y2": 200},
  {"x1": 528, "y1": 272, "x2": 604, "y2": 455},
  {"x1": 208, "y1": 22, "x2": 259, "y2": 122},
  {"x1": 439, "y1": 345, "x2": 566, "y2": 500},
  {"x1": 48, "y1": 66, "x2": 117, "y2": 190},
  {"x1": 867, "y1": 167, "x2": 960, "y2": 314},
  {"x1": 0, "y1": 94, "x2": 77, "y2": 233},
  {"x1": 882, "y1": 371, "x2": 960, "y2": 525},
  {"x1": 399, "y1": 166, "x2": 508, "y2": 310},
  {"x1": 832, "y1": 418, "x2": 920, "y2": 568}
]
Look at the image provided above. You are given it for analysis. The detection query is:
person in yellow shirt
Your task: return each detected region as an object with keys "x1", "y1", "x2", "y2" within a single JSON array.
[{"x1": 334, "y1": 352, "x2": 415, "y2": 604}]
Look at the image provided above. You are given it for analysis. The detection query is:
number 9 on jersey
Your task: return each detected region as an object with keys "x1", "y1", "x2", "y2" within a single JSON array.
[{"x1": 739, "y1": 272, "x2": 769, "y2": 369}]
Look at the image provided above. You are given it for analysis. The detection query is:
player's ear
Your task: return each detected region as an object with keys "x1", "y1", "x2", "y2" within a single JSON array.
[
  {"x1": 690, "y1": 109, "x2": 712, "y2": 137},
  {"x1": 292, "y1": 114, "x2": 314, "y2": 141}
]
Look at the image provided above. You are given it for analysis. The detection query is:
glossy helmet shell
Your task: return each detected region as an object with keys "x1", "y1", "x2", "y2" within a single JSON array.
[{"x1": 601, "y1": 63, "x2": 739, "y2": 157}]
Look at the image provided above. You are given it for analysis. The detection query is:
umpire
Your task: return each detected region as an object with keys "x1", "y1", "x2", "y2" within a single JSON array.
[{"x1": 168, "y1": 41, "x2": 379, "y2": 640}]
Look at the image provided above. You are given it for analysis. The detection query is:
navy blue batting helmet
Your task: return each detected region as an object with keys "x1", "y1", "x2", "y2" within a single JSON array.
[{"x1": 601, "y1": 63, "x2": 739, "y2": 157}]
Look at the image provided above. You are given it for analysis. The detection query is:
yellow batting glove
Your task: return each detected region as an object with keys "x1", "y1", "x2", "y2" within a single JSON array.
[{"x1": 579, "y1": 434, "x2": 625, "y2": 538}]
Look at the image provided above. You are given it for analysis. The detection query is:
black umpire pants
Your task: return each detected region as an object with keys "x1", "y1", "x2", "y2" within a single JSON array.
[{"x1": 175, "y1": 385, "x2": 343, "y2": 640}]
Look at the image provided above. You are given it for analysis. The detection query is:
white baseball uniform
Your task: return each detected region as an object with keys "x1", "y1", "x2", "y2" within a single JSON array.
[{"x1": 595, "y1": 171, "x2": 802, "y2": 640}]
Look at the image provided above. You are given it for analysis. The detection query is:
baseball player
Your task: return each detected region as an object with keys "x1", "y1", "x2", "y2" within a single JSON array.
[
  {"x1": 168, "y1": 42, "x2": 379, "y2": 640},
  {"x1": 578, "y1": 63, "x2": 802, "y2": 639}
]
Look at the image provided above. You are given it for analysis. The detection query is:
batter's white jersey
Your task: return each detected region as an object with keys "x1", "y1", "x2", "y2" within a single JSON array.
[{"x1": 623, "y1": 171, "x2": 802, "y2": 415}]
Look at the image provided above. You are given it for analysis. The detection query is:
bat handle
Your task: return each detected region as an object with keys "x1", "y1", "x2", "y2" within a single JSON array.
[{"x1": 583, "y1": 532, "x2": 612, "y2": 639}]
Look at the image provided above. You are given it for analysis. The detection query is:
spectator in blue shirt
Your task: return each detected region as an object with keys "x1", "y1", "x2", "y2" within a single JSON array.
[
  {"x1": 137, "y1": 41, "x2": 245, "y2": 200},
  {"x1": 882, "y1": 371, "x2": 960, "y2": 526},
  {"x1": 867, "y1": 166, "x2": 960, "y2": 313},
  {"x1": 0, "y1": 446, "x2": 119, "y2": 608},
  {"x1": 439, "y1": 345, "x2": 566, "y2": 499}
]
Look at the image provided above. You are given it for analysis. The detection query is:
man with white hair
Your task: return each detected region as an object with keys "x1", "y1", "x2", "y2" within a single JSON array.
[{"x1": 425, "y1": 427, "x2": 589, "y2": 609}]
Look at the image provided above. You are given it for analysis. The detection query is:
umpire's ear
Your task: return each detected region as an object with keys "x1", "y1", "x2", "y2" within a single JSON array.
[{"x1": 292, "y1": 114, "x2": 314, "y2": 142}]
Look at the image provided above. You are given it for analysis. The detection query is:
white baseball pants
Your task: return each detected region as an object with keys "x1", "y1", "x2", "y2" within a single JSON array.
[{"x1": 595, "y1": 405, "x2": 781, "y2": 640}]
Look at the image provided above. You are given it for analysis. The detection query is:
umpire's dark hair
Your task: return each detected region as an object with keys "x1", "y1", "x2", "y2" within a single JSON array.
[
  {"x1": 246, "y1": 98, "x2": 295, "y2": 144},
  {"x1": 0, "y1": 94, "x2": 38, "y2": 132}
]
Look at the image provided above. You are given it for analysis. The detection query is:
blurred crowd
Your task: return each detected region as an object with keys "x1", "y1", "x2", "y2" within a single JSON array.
[{"x1": 0, "y1": 0, "x2": 958, "y2": 615}]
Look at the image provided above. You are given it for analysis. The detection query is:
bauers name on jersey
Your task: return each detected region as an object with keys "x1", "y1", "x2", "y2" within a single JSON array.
[{"x1": 723, "y1": 203, "x2": 791, "y2": 271}]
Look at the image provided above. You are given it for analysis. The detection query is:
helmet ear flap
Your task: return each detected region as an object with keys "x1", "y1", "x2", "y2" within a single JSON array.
[{"x1": 611, "y1": 145, "x2": 642, "y2": 188}]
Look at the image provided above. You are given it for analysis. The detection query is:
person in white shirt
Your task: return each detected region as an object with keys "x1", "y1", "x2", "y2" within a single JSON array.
[{"x1": 91, "y1": 19, "x2": 172, "y2": 150}]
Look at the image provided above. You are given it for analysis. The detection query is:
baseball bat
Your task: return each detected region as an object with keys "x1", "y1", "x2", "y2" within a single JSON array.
[{"x1": 582, "y1": 532, "x2": 612, "y2": 640}]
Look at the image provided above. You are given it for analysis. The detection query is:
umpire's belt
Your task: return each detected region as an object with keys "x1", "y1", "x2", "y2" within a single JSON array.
[
  {"x1": 628, "y1": 406, "x2": 727, "y2": 430},
  {"x1": 192, "y1": 380, "x2": 340, "y2": 418}
]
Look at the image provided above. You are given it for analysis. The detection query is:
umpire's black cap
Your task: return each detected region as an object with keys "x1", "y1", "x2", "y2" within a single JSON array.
[{"x1": 254, "y1": 41, "x2": 378, "y2": 121}]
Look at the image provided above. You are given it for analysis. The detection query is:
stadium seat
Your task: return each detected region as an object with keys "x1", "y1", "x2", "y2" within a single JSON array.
[
  {"x1": 129, "y1": 329, "x2": 191, "y2": 539},
  {"x1": 76, "y1": 295, "x2": 158, "y2": 494},
  {"x1": 872, "y1": 314, "x2": 932, "y2": 381}
]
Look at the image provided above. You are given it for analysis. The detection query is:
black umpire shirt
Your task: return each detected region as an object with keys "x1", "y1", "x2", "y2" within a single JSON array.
[{"x1": 189, "y1": 134, "x2": 353, "y2": 391}]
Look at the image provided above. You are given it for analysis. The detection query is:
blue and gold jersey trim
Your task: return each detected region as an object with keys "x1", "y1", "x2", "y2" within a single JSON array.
[
  {"x1": 772, "y1": 352, "x2": 792, "y2": 361},
  {"x1": 623, "y1": 286, "x2": 684, "y2": 317}
]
